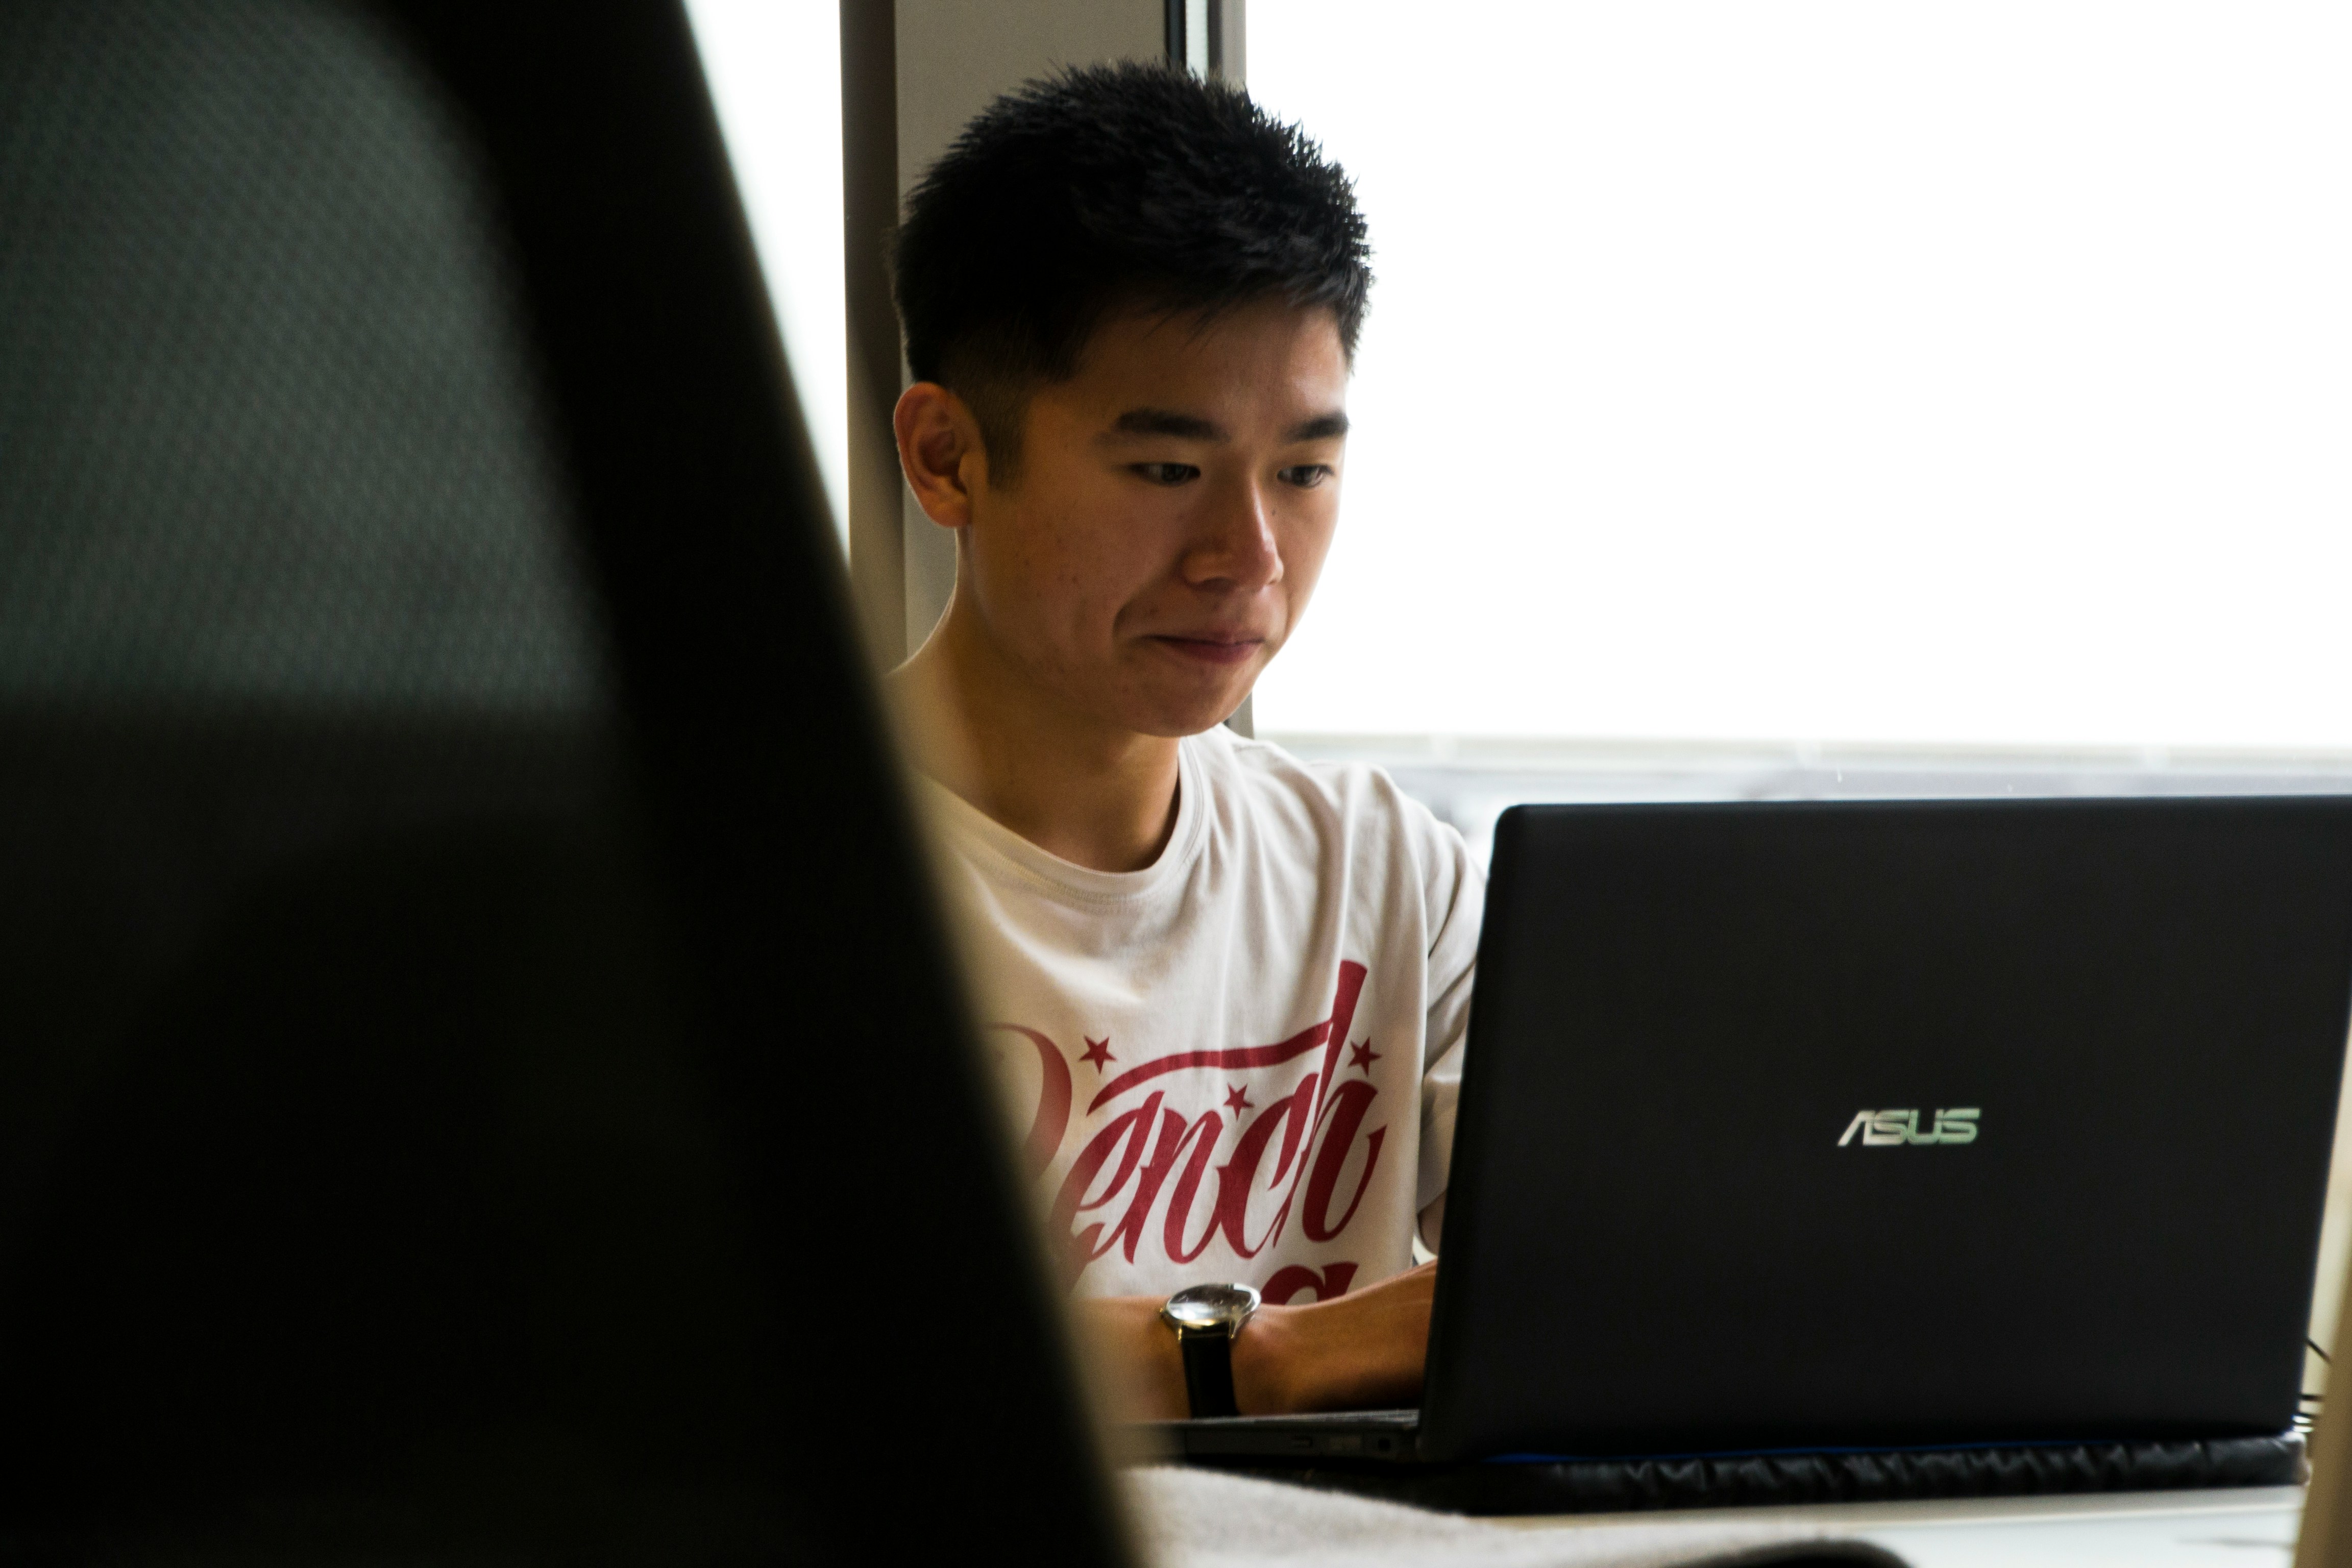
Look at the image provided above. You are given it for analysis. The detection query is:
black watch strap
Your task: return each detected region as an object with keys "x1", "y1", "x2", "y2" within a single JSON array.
[{"x1": 1177, "y1": 1328, "x2": 1240, "y2": 1418}]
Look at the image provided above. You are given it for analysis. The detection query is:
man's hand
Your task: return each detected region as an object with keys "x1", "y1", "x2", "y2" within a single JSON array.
[{"x1": 1072, "y1": 1263, "x2": 1436, "y2": 1423}]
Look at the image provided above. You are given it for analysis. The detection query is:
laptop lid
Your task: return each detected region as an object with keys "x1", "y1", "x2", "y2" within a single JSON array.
[
  {"x1": 1423, "y1": 797, "x2": 2352, "y2": 1462},
  {"x1": 0, "y1": 3, "x2": 1128, "y2": 1561}
]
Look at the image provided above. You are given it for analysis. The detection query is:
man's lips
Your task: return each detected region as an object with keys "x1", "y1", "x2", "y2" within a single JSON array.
[{"x1": 1146, "y1": 633, "x2": 1266, "y2": 667}]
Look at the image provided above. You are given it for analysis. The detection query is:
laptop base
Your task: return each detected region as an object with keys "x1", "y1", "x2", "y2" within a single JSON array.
[{"x1": 1138, "y1": 1428, "x2": 2304, "y2": 1517}]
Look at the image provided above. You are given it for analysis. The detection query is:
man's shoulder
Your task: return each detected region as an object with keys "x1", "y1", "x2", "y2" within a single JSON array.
[{"x1": 1186, "y1": 726, "x2": 1457, "y2": 857}]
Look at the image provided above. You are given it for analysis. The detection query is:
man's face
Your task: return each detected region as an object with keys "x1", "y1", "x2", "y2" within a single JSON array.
[{"x1": 960, "y1": 299, "x2": 1349, "y2": 739}]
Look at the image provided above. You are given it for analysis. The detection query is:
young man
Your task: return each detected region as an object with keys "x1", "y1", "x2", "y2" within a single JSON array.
[{"x1": 888, "y1": 64, "x2": 1479, "y2": 1424}]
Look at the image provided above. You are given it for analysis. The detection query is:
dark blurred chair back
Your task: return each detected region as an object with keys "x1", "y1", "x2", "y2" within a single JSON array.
[{"x1": 0, "y1": 3, "x2": 1126, "y2": 1562}]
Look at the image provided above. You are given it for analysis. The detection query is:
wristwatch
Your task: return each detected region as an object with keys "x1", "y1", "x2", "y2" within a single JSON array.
[{"x1": 1160, "y1": 1282, "x2": 1260, "y2": 1418}]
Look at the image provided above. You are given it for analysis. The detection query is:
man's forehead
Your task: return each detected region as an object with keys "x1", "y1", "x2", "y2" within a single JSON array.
[
  {"x1": 1061, "y1": 301, "x2": 1349, "y2": 434},
  {"x1": 1079, "y1": 298, "x2": 1342, "y2": 372}
]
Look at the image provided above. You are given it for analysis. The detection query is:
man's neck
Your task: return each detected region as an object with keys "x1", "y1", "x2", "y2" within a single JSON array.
[{"x1": 891, "y1": 607, "x2": 1183, "y2": 875}]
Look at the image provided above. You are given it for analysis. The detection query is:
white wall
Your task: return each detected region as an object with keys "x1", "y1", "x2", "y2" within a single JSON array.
[{"x1": 893, "y1": 0, "x2": 1167, "y2": 653}]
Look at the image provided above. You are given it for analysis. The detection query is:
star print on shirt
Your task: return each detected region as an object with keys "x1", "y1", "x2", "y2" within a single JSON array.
[
  {"x1": 1078, "y1": 1037, "x2": 1114, "y2": 1069},
  {"x1": 1223, "y1": 1084, "x2": 1254, "y2": 1113},
  {"x1": 1347, "y1": 1039, "x2": 1380, "y2": 1073}
]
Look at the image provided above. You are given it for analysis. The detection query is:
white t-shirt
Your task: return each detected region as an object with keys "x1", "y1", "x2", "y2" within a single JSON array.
[{"x1": 922, "y1": 727, "x2": 1481, "y2": 1303}]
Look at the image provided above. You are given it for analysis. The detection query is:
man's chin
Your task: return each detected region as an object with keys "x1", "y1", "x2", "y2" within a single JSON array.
[
  {"x1": 1118, "y1": 687, "x2": 1256, "y2": 741},
  {"x1": 1098, "y1": 652, "x2": 1266, "y2": 740}
]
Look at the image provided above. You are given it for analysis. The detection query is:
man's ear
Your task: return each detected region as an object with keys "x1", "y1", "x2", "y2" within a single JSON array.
[{"x1": 894, "y1": 381, "x2": 988, "y2": 530}]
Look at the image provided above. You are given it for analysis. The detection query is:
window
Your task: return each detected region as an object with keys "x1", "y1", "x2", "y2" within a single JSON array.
[
  {"x1": 1247, "y1": 2, "x2": 2352, "y2": 842},
  {"x1": 685, "y1": 0, "x2": 849, "y2": 537}
]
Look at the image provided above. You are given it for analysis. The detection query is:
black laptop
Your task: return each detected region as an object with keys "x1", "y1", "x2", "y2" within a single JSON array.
[
  {"x1": 0, "y1": 3, "x2": 1127, "y2": 1561},
  {"x1": 1152, "y1": 797, "x2": 2352, "y2": 1478}
]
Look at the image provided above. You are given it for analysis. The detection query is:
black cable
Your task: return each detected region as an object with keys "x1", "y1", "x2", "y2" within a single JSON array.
[{"x1": 2137, "y1": 1342, "x2": 2336, "y2": 1414}]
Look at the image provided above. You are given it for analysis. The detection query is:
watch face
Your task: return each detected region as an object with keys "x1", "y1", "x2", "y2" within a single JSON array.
[{"x1": 1162, "y1": 1282, "x2": 1260, "y2": 1333}]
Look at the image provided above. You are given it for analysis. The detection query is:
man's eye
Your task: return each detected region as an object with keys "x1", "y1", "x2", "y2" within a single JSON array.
[
  {"x1": 1131, "y1": 462, "x2": 1200, "y2": 486},
  {"x1": 1279, "y1": 464, "x2": 1332, "y2": 488}
]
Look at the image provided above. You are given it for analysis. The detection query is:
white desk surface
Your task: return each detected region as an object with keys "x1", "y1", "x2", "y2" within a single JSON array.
[
  {"x1": 1134, "y1": 1468, "x2": 2307, "y2": 1567},
  {"x1": 1500, "y1": 1486, "x2": 2305, "y2": 1565}
]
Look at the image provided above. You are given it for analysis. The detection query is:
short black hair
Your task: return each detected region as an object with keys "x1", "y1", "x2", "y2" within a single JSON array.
[{"x1": 893, "y1": 62, "x2": 1371, "y2": 478}]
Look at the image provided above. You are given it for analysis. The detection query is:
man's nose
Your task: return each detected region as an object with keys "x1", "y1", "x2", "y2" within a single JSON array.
[{"x1": 1180, "y1": 475, "x2": 1282, "y2": 592}]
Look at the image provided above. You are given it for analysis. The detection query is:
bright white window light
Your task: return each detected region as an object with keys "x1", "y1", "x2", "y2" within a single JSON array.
[
  {"x1": 1246, "y1": 3, "x2": 2352, "y2": 751},
  {"x1": 684, "y1": 0, "x2": 849, "y2": 541}
]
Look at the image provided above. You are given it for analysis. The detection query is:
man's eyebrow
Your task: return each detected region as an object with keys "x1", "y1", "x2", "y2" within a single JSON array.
[
  {"x1": 1102, "y1": 408, "x2": 1352, "y2": 443},
  {"x1": 1108, "y1": 408, "x2": 1226, "y2": 440}
]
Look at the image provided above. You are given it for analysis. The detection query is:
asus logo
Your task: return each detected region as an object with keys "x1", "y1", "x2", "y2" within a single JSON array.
[{"x1": 1839, "y1": 1108, "x2": 1979, "y2": 1146}]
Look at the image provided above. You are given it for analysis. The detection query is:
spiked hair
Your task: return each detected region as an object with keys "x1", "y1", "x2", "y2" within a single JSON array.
[{"x1": 892, "y1": 62, "x2": 1371, "y2": 477}]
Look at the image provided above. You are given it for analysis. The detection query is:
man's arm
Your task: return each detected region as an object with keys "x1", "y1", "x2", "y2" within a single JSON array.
[{"x1": 1072, "y1": 1263, "x2": 1436, "y2": 1422}]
